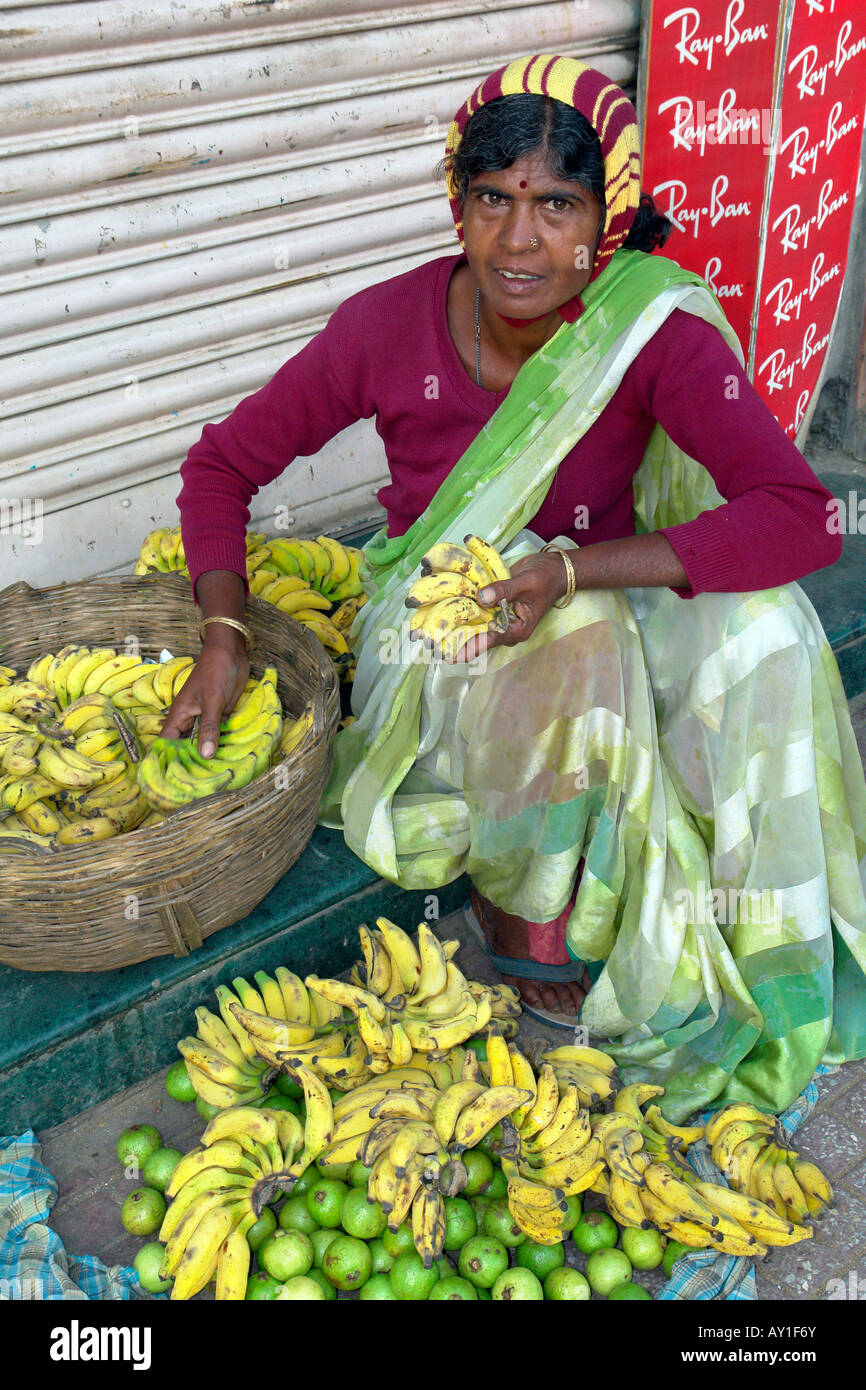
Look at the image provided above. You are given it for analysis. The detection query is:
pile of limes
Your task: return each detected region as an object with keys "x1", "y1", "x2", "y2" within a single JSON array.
[{"x1": 119, "y1": 1062, "x2": 686, "y2": 1300}]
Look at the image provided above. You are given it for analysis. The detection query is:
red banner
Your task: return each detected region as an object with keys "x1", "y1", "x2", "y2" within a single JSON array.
[
  {"x1": 639, "y1": 0, "x2": 866, "y2": 437},
  {"x1": 753, "y1": 2, "x2": 866, "y2": 435}
]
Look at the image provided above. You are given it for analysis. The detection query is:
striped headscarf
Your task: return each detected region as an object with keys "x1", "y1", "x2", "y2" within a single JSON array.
[{"x1": 444, "y1": 54, "x2": 643, "y2": 321}]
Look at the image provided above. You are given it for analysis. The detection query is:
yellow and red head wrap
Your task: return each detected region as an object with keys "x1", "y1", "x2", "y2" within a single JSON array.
[{"x1": 444, "y1": 54, "x2": 642, "y2": 321}]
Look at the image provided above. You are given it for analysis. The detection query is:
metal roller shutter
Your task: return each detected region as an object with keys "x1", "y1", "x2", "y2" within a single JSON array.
[{"x1": 0, "y1": 0, "x2": 641, "y2": 585}]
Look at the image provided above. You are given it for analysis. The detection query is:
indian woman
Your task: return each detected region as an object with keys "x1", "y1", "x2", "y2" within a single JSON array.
[{"x1": 170, "y1": 55, "x2": 866, "y2": 1120}]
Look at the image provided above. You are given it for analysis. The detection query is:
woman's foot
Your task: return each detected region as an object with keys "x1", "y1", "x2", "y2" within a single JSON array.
[{"x1": 469, "y1": 888, "x2": 591, "y2": 1017}]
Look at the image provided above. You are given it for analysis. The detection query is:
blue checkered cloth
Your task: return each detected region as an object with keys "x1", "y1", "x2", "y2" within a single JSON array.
[
  {"x1": 0, "y1": 1131, "x2": 161, "y2": 1300},
  {"x1": 657, "y1": 1065, "x2": 834, "y2": 1301}
]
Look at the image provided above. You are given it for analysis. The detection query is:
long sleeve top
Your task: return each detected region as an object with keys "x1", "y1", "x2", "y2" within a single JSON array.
[{"x1": 177, "y1": 251, "x2": 841, "y2": 601}]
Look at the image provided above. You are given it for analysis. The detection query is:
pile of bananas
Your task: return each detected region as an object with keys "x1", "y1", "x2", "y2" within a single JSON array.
[
  {"x1": 406, "y1": 535, "x2": 511, "y2": 658},
  {"x1": 134, "y1": 526, "x2": 366, "y2": 671},
  {"x1": 705, "y1": 1102, "x2": 833, "y2": 1221},
  {"x1": 178, "y1": 967, "x2": 348, "y2": 1110},
  {"x1": 159, "y1": 1071, "x2": 336, "y2": 1300},
  {"x1": 312, "y1": 1052, "x2": 533, "y2": 1266},
  {"x1": 585, "y1": 1084, "x2": 815, "y2": 1258},
  {"x1": 307, "y1": 916, "x2": 515, "y2": 1063},
  {"x1": 541, "y1": 1042, "x2": 619, "y2": 1108},
  {"x1": 135, "y1": 666, "x2": 285, "y2": 814}
]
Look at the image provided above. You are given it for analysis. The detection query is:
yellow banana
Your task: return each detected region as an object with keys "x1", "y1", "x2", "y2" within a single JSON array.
[
  {"x1": 412, "y1": 1185, "x2": 446, "y2": 1267},
  {"x1": 373, "y1": 916, "x2": 422, "y2": 995},
  {"x1": 453, "y1": 1085, "x2": 533, "y2": 1149},
  {"x1": 463, "y1": 534, "x2": 510, "y2": 583},
  {"x1": 704, "y1": 1102, "x2": 777, "y2": 1149},
  {"x1": 419, "y1": 541, "x2": 490, "y2": 588}
]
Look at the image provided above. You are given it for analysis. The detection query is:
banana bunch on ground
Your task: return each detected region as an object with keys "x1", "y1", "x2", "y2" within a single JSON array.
[
  {"x1": 705, "y1": 1102, "x2": 833, "y2": 1221},
  {"x1": 540, "y1": 1042, "x2": 619, "y2": 1107},
  {"x1": 178, "y1": 968, "x2": 346, "y2": 1109},
  {"x1": 483, "y1": 1030, "x2": 606, "y2": 1244},
  {"x1": 159, "y1": 1072, "x2": 334, "y2": 1299},
  {"x1": 589, "y1": 1084, "x2": 815, "y2": 1258},
  {"x1": 406, "y1": 535, "x2": 512, "y2": 659},
  {"x1": 308, "y1": 917, "x2": 498, "y2": 1065},
  {"x1": 314, "y1": 1050, "x2": 532, "y2": 1266},
  {"x1": 136, "y1": 666, "x2": 283, "y2": 814}
]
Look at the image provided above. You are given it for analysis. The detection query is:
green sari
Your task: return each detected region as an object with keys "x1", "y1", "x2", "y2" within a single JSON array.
[{"x1": 320, "y1": 248, "x2": 866, "y2": 1120}]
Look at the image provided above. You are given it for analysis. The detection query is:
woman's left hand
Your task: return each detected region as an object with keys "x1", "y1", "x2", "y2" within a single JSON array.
[{"x1": 448, "y1": 551, "x2": 568, "y2": 662}]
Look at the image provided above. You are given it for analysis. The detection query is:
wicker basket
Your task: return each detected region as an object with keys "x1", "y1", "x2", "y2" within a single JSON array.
[{"x1": 0, "y1": 573, "x2": 340, "y2": 972}]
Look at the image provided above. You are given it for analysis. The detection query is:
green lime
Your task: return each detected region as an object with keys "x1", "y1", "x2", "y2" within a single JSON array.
[
  {"x1": 274, "y1": 1074, "x2": 304, "y2": 1099},
  {"x1": 164, "y1": 1060, "x2": 197, "y2": 1104},
  {"x1": 258, "y1": 1229, "x2": 314, "y2": 1282},
  {"x1": 274, "y1": 1274, "x2": 325, "y2": 1300},
  {"x1": 245, "y1": 1270, "x2": 283, "y2": 1300},
  {"x1": 465, "y1": 1037, "x2": 487, "y2": 1063},
  {"x1": 340, "y1": 1187, "x2": 387, "y2": 1240},
  {"x1": 560, "y1": 1194, "x2": 583, "y2": 1232},
  {"x1": 348, "y1": 1160, "x2": 374, "y2": 1189},
  {"x1": 483, "y1": 1198, "x2": 526, "y2": 1248},
  {"x1": 476, "y1": 1287, "x2": 492, "y2": 1300},
  {"x1": 662, "y1": 1239, "x2": 691, "y2": 1279},
  {"x1": 290, "y1": 1165, "x2": 320, "y2": 1198},
  {"x1": 543, "y1": 1267, "x2": 591, "y2": 1301},
  {"x1": 585, "y1": 1247, "x2": 632, "y2": 1297},
  {"x1": 477, "y1": 1121, "x2": 503, "y2": 1156},
  {"x1": 304, "y1": 1267, "x2": 337, "y2": 1300},
  {"x1": 469, "y1": 1196, "x2": 492, "y2": 1230},
  {"x1": 483, "y1": 1165, "x2": 508, "y2": 1199},
  {"x1": 116, "y1": 1124, "x2": 162, "y2": 1171},
  {"x1": 516, "y1": 1240, "x2": 566, "y2": 1281},
  {"x1": 382, "y1": 1222, "x2": 416, "y2": 1258},
  {"x1": 310, "y1": 1227, "x2": 340, "y2": 1268},
  {"x1": 133, "y1": 1242, "x2": 171, "y2": 1294},
  {"x1": 389, "y1": 1250, "x2": 439, "y2": 1301},
  {"x1": 492, "y1": 1267, "x2": 544, "y2": 1301},
  {"x1": 140, "y1": 1147, "x2": 183, "y2": 1195},
  {"x1": 572, "y1": 1210, "x2": 619, "y2": 1255},
  {"x1": 304, "y1": 1178, "x2": 348, "y2": 1229},
  {"x1": 621, "y1": 1226, "x2": 665, "y2": 1271},
  {"x1": 261, "y1": 1094, "x2": 302, "y2": 1118},
  {"x1": 368, "y1": 1238, "x2": 395, "y2": 1275},
  {"x1": 359, "y1": 1272, "x2": 398, "y2": 1301},
  {"x1": 315, "y1": 1160, "x2": 353, "y2": 1183},
  {"x1": 278, "y1": 1195, "x2": 319, "y2": 1237},
  {"x1": 429, "y1": 1275, "x2": 478, "y2": 1301},
  {"x1": 462, "y1": 1149, "x2": 495, "y2": 1196},
  {"x1": 322, "y1": 1234, "x2": 372, "y2": 1292},
  {"x1": 120, "y1": 1187, "x2": 165, "y2": 1237},
  {"x1": 608, "y1": 1281, "x2": 652, "y2": 1301},
  {"x1": 246, "y1": 1207, "x2": 278, "y2": 1253},
  {"x1": 195, "y1": 1097, "x2": 220, "y2": 1123},
  {"x1": 443, "y1": 1197, "x2": 477, "y2": 1252},
  {"x1": 457, "y1": 1235, "x2": 509, "y2": 1289}
]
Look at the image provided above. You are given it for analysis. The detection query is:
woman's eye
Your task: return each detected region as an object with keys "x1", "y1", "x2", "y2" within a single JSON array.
[{"x1": 546, "y1": 198, "x2": 570, "y2": 211}]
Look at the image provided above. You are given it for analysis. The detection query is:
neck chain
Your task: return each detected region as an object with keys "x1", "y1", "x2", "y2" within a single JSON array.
[{"x1": 474, "y1": 286, "x2": 482, "y2": 387}]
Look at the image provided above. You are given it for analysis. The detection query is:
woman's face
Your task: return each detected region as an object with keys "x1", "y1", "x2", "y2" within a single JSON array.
[{"x1": 461, "y1": 148, "x2": 605, "y2": 317}]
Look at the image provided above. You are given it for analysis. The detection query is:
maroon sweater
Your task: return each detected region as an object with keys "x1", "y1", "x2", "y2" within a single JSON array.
[{"x1": 177, "y1": 252, "x2": 840, "y2": 600}]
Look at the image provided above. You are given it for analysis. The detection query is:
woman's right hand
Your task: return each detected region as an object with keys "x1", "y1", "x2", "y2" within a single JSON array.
[{"x1": 160, "y1": 634, "x2": 250, "y2": 759}]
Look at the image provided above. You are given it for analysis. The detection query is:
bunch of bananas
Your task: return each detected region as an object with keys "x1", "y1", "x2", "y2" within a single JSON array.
[
  {"x1": 313, "y1": 1050, "x2": 532, "y2": 1266},
  {"x1": 540, "y1": 1042, "x2": 619, "y2": 1107},
  {"x1": 308, "y1": 917, "x2": 500, "y2": 1064},
  {"x1": 136, "y1": 667, "x2": 283, "y2": 814},
  {"x1": 178, "y1": 967, "x2": 347, "y2": 1110},
  {"x1": 248, "y1": 572, "x2": 351, "y2": 661},
  {"x1": 251, "y1": 535, "x2": 363, "y2": 603},
  {"x1": 589, "y1": 1084, "x2": 815, "y2": 1257},
  {"x1": 134, "y1": 526, "x2": 267, "y2": 578},
  {"x1": 482, "y1": 1031, "x2": 608, "y2": 1244},
  {"x1": 705, "y1": 1102, "x2": 833, "y2": 1221},
  {"x1": 406, "y1": 536, "x2": 511, "y2": 659},
  {"x1": 159, "y1": 1070, "x2": 335, "y2": 1299},
  {"x1": 0, "y1": 668, "x2": 162, "y2": 847}
]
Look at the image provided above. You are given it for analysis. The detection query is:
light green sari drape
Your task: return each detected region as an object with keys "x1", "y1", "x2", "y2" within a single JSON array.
[{"x1": 319, "y1": 249, "x2": 866, "y2": 1119}]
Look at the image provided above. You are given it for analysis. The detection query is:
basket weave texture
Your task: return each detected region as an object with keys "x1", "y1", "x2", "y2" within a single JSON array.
[{"x1": 0, "y1": 574, "x2": 340, "y2": 972}]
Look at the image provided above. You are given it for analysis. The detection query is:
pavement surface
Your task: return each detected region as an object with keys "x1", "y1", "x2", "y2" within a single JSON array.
[{"x1": 34, "y1": 684, "x2": 866, "y2": 1303}]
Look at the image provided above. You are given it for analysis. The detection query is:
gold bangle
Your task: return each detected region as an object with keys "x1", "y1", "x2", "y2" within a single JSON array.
[
  {"x1": 198, "y1": 616, "x2": 255, "y2": 653},
  {"x1": 543, "y1": 544, "x2": 577, "y2": 608}
]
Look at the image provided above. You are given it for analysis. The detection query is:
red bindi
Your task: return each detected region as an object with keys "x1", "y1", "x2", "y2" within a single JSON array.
[{"x1": 519, "y1": 180, "x2": 527, "y2": 188}]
